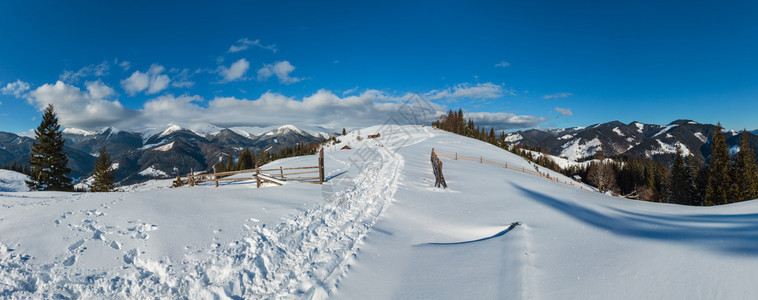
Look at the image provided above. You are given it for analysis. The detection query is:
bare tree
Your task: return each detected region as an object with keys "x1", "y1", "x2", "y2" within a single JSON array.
[{"x1": 588, "y1": 161, "x2": 617, "y2": 193}]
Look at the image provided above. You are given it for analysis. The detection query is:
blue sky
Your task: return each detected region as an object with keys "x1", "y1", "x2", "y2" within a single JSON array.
[{"x1": 1, "y1": 0, "x2": 757, "y2": 135}]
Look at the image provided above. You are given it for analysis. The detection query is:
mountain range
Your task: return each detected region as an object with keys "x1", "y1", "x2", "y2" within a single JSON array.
[
  {"x1": 0, "y1": 124, "x2": 335, "y2": 185},
  {"x1": 505, "y1": 119, "x2": 758, "y2": 165}
]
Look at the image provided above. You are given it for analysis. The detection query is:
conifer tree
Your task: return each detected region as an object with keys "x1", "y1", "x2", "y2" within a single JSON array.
[
  {"x1": 706, "y1": 123, "x2": 732, "y2": 205},
  {"x1": 237, "y1": 148, "x2": 255, "y2": 170},
  {"x1": 90, "y1": 146, "x2": 115, "y2": 192},
  {"x1": 668, "y1": 146, "x2": 689, "y2": 204},
  {"x1": 225, "y1": 156, "x2": 235, "y2": 171},
  {"x1": 732, "y1": 131, "x2": 758, "y2": 201},
  {"x1": 26, "y1": 104, "x2": 72, "y2": 191},
  {"x1": 342, "y1": 128, "x2": 347, "y2": 136}
]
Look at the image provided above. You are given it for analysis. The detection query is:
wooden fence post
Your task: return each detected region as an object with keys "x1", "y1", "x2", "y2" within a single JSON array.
[
  {"x1": 280, "y1": 166, "x2": 284, "y2": 180},
  {"x1": 255, "y1": 168, "x2": 261, "y2": 188},
  {"x1": 318, "y1": 148, "x2": 325, "y2": 184},
  {"x1": 213, "y1": 166, "x2": 218, "y2": 187},
  {"x1": 455, "y1": 152, "x2": 457, "y2": 160},
  {"x1": 189, "y1": 168, "x2": 195, "y2": 187},
  {"x1": 480, "y1": 156, "x2": 482, "y2": 163}
]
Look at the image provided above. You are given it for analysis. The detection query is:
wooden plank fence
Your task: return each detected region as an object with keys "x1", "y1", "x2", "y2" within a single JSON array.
[
  {"x1": 430, "y1": 148, "x2": 447, "y2": 188},
  {"x1": 433, "y1": 149, "x2": 589, "y2": 191},
  {"x1": 173, "y1": 148, "x2": 325, "y2": 188}
]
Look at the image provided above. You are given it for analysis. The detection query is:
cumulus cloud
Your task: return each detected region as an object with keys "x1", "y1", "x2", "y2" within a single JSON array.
[
  {"x1": 25, "y1": 81, "x2": 136, "y2": 129},
  {"x1": 60, "y1": 61, "x2": 110, "y2": 83},
  {"x1": 1, "y1": 79, "x2": 31, "y2": 97},
  {"x1": 464, "y1": 112, "x2": 547, "y2": 130},
  {"x1": 228, "y1": 38, "x2": 277, "y2": 53},
  {"x1": 555, "y1": 107, "x2": 574, "y2": 116},
  {"x1": 543, "y1": 92, "x2": 572, "y2": 99},
  {"x1": 120, "y1": 71, "x2": 149, "y2": 95},
  {"x1": 219, "y1": 58, "x2": 250, "y2": 83},
  {"x1": 119, "y1": 60, "x2": 131, "y2": 71},
  {"x1": 494, "y1": 61, "x2": 511, "y2": 68},
  {"x1": 257, "y1": 61, "x2": 302, "y2": 84},
  {"x1": 120, "y1": 64, "x2": 171, "y2": 95},
  {"x1": 425, "y1": 82, "x2": 508, "y2": 101},
  {"x1": 21, "y1": 79, "x2": 547, "y2": 132}
]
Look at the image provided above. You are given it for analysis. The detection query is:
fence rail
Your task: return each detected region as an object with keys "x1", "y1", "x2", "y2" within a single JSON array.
[
  {"x1": 434, "y1": 150, "x2": 589, "y2": 191},
  {"x1": 174, "y1": 149, "x2": 325, "y2": 188}
]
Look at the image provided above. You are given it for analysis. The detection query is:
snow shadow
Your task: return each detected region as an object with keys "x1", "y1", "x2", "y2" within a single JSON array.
[
  {"x1": 419, "y1": 222, "x2": 521, "y2": 246},
  {"x1": 515, "y1": 184, "x2": 758, "y2": 256}
]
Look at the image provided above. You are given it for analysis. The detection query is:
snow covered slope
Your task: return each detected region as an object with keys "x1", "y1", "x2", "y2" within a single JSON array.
[
  {"x1": 2, "y1": 125, "x2": 758, "y2": 298},
  {"x1": 0, "y1": 169, "x2": 29, "y2": 192}
]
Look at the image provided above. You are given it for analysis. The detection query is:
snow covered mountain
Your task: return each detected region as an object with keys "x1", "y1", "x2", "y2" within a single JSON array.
[
  {"x1": 506, "y1": 119, "x2": 758, "y2": 164},
  {"x1": 3, "y1": 125, "x2": 758, "y2": 298},
  {"x1": 0, "y1": 124, "x2": 336, "y2": 185}
]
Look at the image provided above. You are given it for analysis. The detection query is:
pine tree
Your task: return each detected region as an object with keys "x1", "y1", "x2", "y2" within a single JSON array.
[
  {"x1": 342, "y1": 128, "x2": 347, "y2": 136},
  {"x1": 26, "y1": 104, "x2": 72, "y2": 191},
  {"x1": 706, "y1": 123, "x2": 732, "y2": 205},
  {"x1": 732, "y1": 131, "x2": 758, "y2": 201},
  {"x1": 686, "y1": 155, "x2": 702, "y2": 205},
  {"x1": 90, "y1": 146, "x2": 115, "y2": 192}
]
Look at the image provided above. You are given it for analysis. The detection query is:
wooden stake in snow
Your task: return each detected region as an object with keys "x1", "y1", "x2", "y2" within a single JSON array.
[{"x1": 318, "y1": 148, "x2": 325, "y2": 184}]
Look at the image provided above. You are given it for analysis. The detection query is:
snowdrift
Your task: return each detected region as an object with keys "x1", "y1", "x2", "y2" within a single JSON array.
[{"x1": 2, "y1": 125, "x2": 758, "y2": 299}]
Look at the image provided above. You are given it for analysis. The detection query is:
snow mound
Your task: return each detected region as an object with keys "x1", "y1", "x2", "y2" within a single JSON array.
[{"x1": 0, "y1": 169, "x2": 30, "y2": 192}]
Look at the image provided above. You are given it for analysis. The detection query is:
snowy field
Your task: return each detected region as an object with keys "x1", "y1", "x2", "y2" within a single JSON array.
[{"x1": 2, "y1": 125, "x2": 758, "y2": 298}]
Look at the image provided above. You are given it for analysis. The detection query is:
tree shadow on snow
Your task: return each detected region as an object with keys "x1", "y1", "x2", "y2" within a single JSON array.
[{"x1": 514, "y1": 184, "x2": 758, "y2": 256}]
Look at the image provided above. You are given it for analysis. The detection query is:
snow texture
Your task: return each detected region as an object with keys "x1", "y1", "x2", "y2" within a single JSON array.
[{"x1": 3, "y1": 125, "x2": 758, "y2": 299}]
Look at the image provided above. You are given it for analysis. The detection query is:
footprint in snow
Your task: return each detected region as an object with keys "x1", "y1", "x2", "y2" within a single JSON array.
[{"x1": 63, "y1": 255, "x2": 76, "y2": 266}]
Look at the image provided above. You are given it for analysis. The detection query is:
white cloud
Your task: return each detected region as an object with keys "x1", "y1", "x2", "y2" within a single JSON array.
[
  {"x1": 342, "y1": 86, "x2": 359, "y2": 96},
  {"x1": 543, "y1": 92, "x2": 572, "y2": 99},
  {"x1": 219, "y1": 58, "x2": 250, "y2": 83},
  {"x1": 119, "y1": 60, "x2": 131, "y2": 71},
  {"x1": 494, "y1": 61, "x2": 511, "y2": 68},
  {"x1": 228, "y1": 38, "x2": 277, "y2": 53},
  {"x1": 464, "y1": 112, "x2": 547, "y2": 130},
  {"x1": 120, "y1": 64, "x2": 171, "y2": 95},
  {"x1": 25, "y1": 81, "x2": 136, "y2": 129},
  {"x1": 86, "y1": 80, "x2": 116, "y2": 99},
  {"x1": 170, "y1": 68, "x2": 195, "y2": 88},
  {"x1": 60, "y1": 61, "x2": 110, "y2": 83},
  {"x1": 120, "y1": 71, "x2": 149, "y2": 95},
  {"x1": 555, "y1": 107, "x2": 574, "y2": 116},
  {"x1": 22, "y1": 80, "x2": 547, "y2": 132},
  {"x1": 257, "y1": 61, "x2": 302, "y2": 84},
  {"x1": 425, "y1": 82, "x2": 507, "y2": 100},
  {"x1": 1, "y1": 80, "x2": 31, "y2": 98}
]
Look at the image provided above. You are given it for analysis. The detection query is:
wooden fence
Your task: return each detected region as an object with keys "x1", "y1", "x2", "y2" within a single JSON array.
[
  {"x1": 174, "y1": 148, "x2": 325, "y2": 188},
  {"x1": 433, "y1": 150, "x2": 589, "y2": 191},
  {"x1": 430, "y1": 148, "x2": 447, "y2": 188}
]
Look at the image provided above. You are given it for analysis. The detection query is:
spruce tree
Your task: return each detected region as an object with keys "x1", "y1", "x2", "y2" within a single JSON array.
[
  {"x1": 668, "y1": 146, "x2": 689, "y2": 204},
  {"x1": 90, "y1": 146, "x2": 115, "y2": 192},
  {"x1": 732, "y1": 131, "x2": 758, "y2": 201},
  {"x1": 26, "y1": 104, "x2": 72, "y2": 191},
  {"x1": 705, "y1": 123, "x2": 732, "y2": 205},
  {"x1": 237, "y1": 148, "x2": 255, "y2": 170},
  {"x1": 342, "y1": 128, "x2": 347, "y2": 136}
]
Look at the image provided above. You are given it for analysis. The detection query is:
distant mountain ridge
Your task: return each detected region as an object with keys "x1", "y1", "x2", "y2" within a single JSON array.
[
  {"x1": 1, "y1": 124, "x2": 336, "y2": 185},
  {"x1": 505, "y1": 119, "x2": 758, "y2": 165}
]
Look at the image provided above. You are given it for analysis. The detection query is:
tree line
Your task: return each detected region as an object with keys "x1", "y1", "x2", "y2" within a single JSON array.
[
  {"x1": 213, "y1": 141, "x2": 322, "y2": 173},
  {"x1": 432, "y1": 109, "x2": 758, "y2": 205}
]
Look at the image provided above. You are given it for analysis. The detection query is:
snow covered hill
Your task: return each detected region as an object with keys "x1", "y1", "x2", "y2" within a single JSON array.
[
  {"x1": 2, "y1": 125, "x2": 758, "y2": 298},
  {"x1": 0, "y1": 169, "x2": 29, "y2": 192}
]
